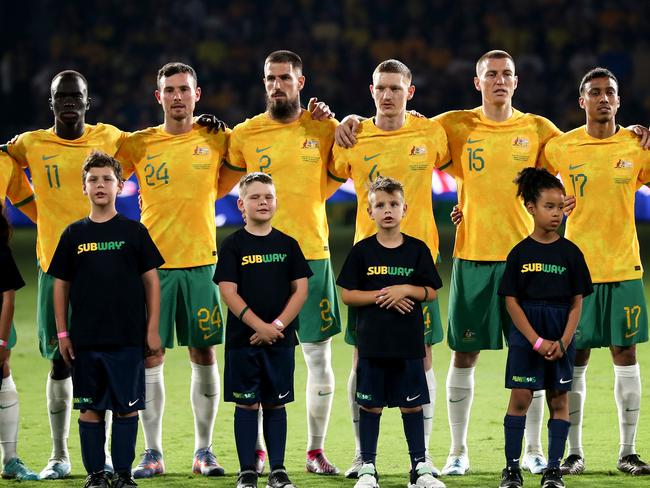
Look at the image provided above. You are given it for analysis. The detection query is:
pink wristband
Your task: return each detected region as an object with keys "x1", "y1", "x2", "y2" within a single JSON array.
[
  {"x1": 0, "y1": 339, "x2": 7, "y2": 347},
  {"x1": 273, "y1": 319, "x2": 285, "y2": 330},
  {"x1": 533, "y1": 337, "x2": 544, "y2": 351},
  {"x1": 57, "y1": 331, "x2": 69, "y2": 339}
]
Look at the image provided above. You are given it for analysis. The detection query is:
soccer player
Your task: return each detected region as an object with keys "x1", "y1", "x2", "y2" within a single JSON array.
[
  {"x1": 215, "y1": 172, "x2": 312, "y2": 488},
  {"x1": 115, "y1": 62, "x2": 233, "y2": 478},
  {"x1": 543, "y1": 67, "x2": 650, "y2": 476},
  {"x1": 49, "y1": 152, "x2": 163, "y2": 488},
  {"x1": 331, "y1": 59, "x2": 449, "y2": 477},
  {"x1": 226, "y1": 50, "x2": 342, "y2": 475},
  {"x1": 6, "y1": 70, "x2": 126, "y2": 479},
  {"x1": 337, "y1": 176, "x2": 445, "y2": 488}
]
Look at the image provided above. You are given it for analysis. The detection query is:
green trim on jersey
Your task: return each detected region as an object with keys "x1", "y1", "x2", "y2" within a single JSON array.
[
  {"x1": 438, "y1": 160, "x2": 453, "y2": 172},
  {"x1": 447, "y1": 258, "x2": 509, "y2": 352},
  {"x1": 158, "y1": 265, "x2": 225, "y2": 348},
  {"x1": 296, "y1": 259, "x2": 342, "y2": 343},
  {"x1": 13, "y1": 194, "x2": 35, "y2": 208},
  {"x1": 327, "y1": 170, "x2": 347, "y2": 183},
  {"x1": 224, "y1": 161, "x2": 246, "y2": 172},
  {"x1": 576, "y1": 279, "x2": 648, "y2": 349},
  {"x1": 344, "y1": 298, "x2": 443, "y2": 346}
]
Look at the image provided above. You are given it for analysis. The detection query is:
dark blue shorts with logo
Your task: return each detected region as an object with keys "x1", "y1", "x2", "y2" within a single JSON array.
[
  {"x1": 356, "y1": 357, "x2": 429, "y2": 408},
  {"x1": 506, "y1": 301, "x2": 575, "y2": 392}
]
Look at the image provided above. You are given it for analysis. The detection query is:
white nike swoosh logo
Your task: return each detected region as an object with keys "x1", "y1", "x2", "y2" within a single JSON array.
[
  {"x1": 128, "y1": 399, "x2": 139, "y2": 407},
  {"x1": 406, "y1": 394, "x2": 421, "y2": 402},
  {"x1": 559, "y1": 378, "x2": 572, "y2": 384},
  {"x1": 278, "y1": 391, "x2": 290, "y2": 399}
]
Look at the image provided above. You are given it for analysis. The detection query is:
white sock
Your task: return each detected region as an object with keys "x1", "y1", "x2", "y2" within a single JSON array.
[
  {"x1": 104, "y1": 410, "x2": 113, "y2": 465},
  {"x1": 524, "y1": 390, "x2": 545, "y2": 455},
  {"x1": 423, "y1": 368, "x2": 436, "y2": 454},
  {"x1": 614, "y1": 363, "x2": 641, "y2": 458},
  {"x1": 302, "y1": 340, "x2": 335, "y2": 452},
  {"x1": 446, "y1": 364, "x2": 474, "y2": 456},
  {"x1": 255, "y1": 409, "x2": 265, "y2": 452},
  {"x1": 347, "y1": 367, "x2": 360, "y2": 454},
  {"x1": 141, "y1": 364, "x2": 165, "y2": 455},
  {"x1": 190, "y1": 362, "x2": 220, "y2": 452},
  {"x1": 0, "y1": 375, "x2": 19, "y2": 465},
  {"x1": 46, "y1": 373, "x2": 72, "y2": 461},
  {"x1": 567, "y1": 365, "x2": 587, "y2": 457}
]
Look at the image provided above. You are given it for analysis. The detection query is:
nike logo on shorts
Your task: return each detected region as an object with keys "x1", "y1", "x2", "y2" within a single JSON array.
[
  {"x1": 278, "y1": 391, "x2": 290, "y2": 399},
  {"x1": 128, "y1": 399, "x2": 139, "y2": 407},
  {"x1": 406, "y1": 394, "x2": 421, "y2": 402},
  {"x1": 559, "y1": 378, "x2": 572, "y2": 384}
]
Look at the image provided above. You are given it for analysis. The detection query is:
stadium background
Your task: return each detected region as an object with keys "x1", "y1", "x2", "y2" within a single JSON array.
[{"x1": 2, "y1": 1, "x2": 650, "y2": 487}]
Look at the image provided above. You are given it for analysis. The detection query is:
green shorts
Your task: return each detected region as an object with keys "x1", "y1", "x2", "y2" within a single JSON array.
[
  {"x1": 447, "y1": 258, "x2": 510, "y2": 352},
  {"x1": 296, "y1": 259, "x2": 342, "y2": 343},
  {"x1": 37, "y1": 267, "x2": 63, "y2": 359},
  {"x1": 344, "y1": 298, "x2": 444, "y2": 346},
  {"x1": 575, "y1": 279, "x2": 648, "y2": 349},
  {"x1": 158, "y1": 265, "x2": 224, "y2": 348}
]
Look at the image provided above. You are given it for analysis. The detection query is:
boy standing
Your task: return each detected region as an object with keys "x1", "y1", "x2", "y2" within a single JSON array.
[
  {"x1": 215, "y1": 172, "x2": 312, "y2": 488},
  {"x1": 337, "y1": 177, "x2": 445, "y2": 488},
  {"x1": 49, "y1": 152, "x2": 164, "y2": 488}
]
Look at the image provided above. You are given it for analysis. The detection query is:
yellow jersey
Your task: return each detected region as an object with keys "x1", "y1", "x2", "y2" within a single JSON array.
[
  {"x1": 7, "y1": 124, "x2": 126, "y2": 271},
  {"x1": 228, "y1": 111, "x2": 337, "y2": 260},
  {"x1": 332, "y1": 114, "x2": 449, "y2": 257},
  {"x1": 543, "y1": 126, "x2": 650, "y2": 283},
  {"x1": 0, "y1": 151, "x2": 34, "y2": 208},
  {"x1": 116, "y1": 124, "x2": 229, "y2": 269},
  {"x1": 434, "y1": 107, "x2": 561, "y2": 261}
]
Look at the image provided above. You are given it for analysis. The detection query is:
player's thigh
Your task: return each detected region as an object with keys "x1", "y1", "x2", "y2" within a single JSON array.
[
  {"x1": 176, "y1": 265, "x2": 225, "y2": 348},
  {"x1": 447, "y1": 259, "x2": 507, "y2": 352},
  {"x1": 423, "y1": 298, "x2": 444, "y2": 345},
  {"x1": 297, "y1": 259, "x2": 342, "y2": 343},
  {"x1": 37, "y1": 267, "x2": 61, "y2": 359},
  {"x1": 157, "y1": 268, "x2": 181, "y2": 349}
]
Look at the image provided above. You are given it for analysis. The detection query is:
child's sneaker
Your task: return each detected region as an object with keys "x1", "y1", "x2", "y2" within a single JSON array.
[
  {"x1": 82, "y1": 471, "x2": 111, "y2": 488},
  {"x1": 541, "y1": 467, "x2": 565, "y2": 488},
  {"x1": 408, "y1": 462, "x2": 445, "y2": 487},
  {"x1": 112, "y1": 472, "x2": 138, "y2": 487},
  {"x1": 237, "y1": 469, "x2": 259, "y2": 488},
  {"x1": 499, "y1": 466, "x2": 523, "y2": 488},
  {"x1": 1, "y1": 458, "x2": 39, "y2": 480},
  {"x1": 354, "y1": 463, "x2": 379, "y2": 488},
  {"x1": 266, "y1": 468, "x2": 296, "y2": 488}
]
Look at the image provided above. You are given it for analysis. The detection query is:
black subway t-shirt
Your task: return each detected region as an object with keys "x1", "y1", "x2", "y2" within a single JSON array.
[
  {"x1": 214, "y1": 227, "x2": 312, "y2": 348},
  {"x1": 498, "y1": 236, "x2": 593, "y2": 303},
  {"x1": 47, "y1": 214, "x2": 164, "y2": 348},
  {"x1": 337, "y1": 234, "x2": 442, "y2": 359},
  {"x1": 0, "y1": 243, "x2": 25, "y2": 293}
]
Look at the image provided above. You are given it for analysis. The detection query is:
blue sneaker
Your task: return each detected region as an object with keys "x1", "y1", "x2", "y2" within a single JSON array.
[
  {"x1": 40, "y1": 458, "x2": 71, "y2": 479},
  {"x1": 193, "y1": 447, "x2": 225, "y2": 476},
  {"x1": 132, "y1": 449, "x2": 165, "y2": 479},
  {"x1": 2, "y1": 457, "x2": 40, "y2": 480}
]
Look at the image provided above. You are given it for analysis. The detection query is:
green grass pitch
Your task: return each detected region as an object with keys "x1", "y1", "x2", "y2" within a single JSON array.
[{"x1": 6, "y1": 222, "x2": 650, "y2": 487}]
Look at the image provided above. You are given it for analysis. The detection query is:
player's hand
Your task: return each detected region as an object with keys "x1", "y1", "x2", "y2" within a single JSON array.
[
  {"x1": 251, "y1": 324, "x2": 284, "y2": 345},
  {"x1": 451, "y1": 205, "x2": 463, "y2": 225},
  {"x1": 308, "y1": 97, "x2": 335, "y2": 121},
  {"x1": 627, "y1": 124, "x2": 650, "y2": 150},
  {"x1": 376, "y1": 285, "x2": 409, "y2": 309},
  {"x1": 544, "y1": 341, "x2": 564, "y2": 361},
  {"x1": 407, "y1": 109, "x2": 426, "y2": 119},
  {"x1": 4, "y1": 134, "x2": 19, "y2": 146},
  {"x1": 146, "y1": 331, "x2": 162, "y2": 357},
  {"x1": 335, "y1": 115, "x2": 361, "y2": 148},
  {"x1": 195, "y1": 114, "x2": 229, "y2": 133},
  {"x1": 58, "y1": 337, "x2": 75, "y2": 364},
  {"x1": 563, "y1": 195, "x2": 576, "y2": 216},
  {"x1": 533, "y1": 338, "x2": 553, "y2": 358},
  {"x1": 390, "y1": 297, "x2": 415, "y2": 314}
]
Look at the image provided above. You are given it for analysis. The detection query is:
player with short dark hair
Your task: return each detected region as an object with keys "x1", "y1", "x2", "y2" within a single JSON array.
[
  {"x1": 498, "y1": 167, "x2": 592, "y2": 488},
  {"x1": 337, "y1": 176, "x2": 445, "y2": 488},
  {"x1": 226, "y1": 50, "x2": 342, "y2": 475},
  {"x1": 49, "y1": 151, "x2": 163, "y2": 488},
  {"x1": 543, "y1": 67, "x2": 650, "y2": 476},
  {"x1": 215, "y1": 172, "x2": 312, "y2": 488},
  {"x1": 331, "y1": 59, "x2": 450, "y2": 477}
]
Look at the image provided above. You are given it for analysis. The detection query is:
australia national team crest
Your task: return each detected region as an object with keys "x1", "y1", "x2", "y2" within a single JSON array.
[
  {"x1": 301, "y1": 139, "x2": 319, "y2": 150},
  {"x1": 614, "y1": 159, "x2": 633, "y2": 169},
  {"x1": 511, "y1": 136, "x2": 530, "y2": 162},
  {"x1": 193, "y1": 146, "x2": 209, "y2": 156},
  {"x1": 512, "y1": 136, "x2": 529, "y2": 148},
  {"x1": 409, "y1": 145, "x2": 427, "y2": 156}
]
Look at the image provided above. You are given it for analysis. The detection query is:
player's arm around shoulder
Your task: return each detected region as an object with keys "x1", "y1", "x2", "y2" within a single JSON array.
[{"x1": 141, "y1": 268, "x2": 161, "y2": 356}]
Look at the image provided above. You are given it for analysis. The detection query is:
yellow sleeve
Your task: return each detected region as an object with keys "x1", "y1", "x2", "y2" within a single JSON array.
[
  {"x1": 639, "y1": 153, "x2": 650, "y2": 185},
  {"x1": 6, "y1": 158, "x2": 36, "y2": 222},
  {"x1": 114, "y1": 135, "x2": 137, "y2": 180},
  {"x1": 536, "y1": 117, "x2": 562, "y2": 169},
  {"x1": 540, "y1": 143, "x2": 558, "y2": 175},
  {"x1": 431, "y1": 120, "x2": 451, "y2": 167},
  {"x1": 6, "y1": 133, "x2": 28, "y2": 169},
  {"x1": 225, "y1": 128, "x2": 247, "y2": 171}
]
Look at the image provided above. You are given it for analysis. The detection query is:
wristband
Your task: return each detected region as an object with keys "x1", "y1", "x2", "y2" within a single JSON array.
[
  {"x1": 238, "y1": 306, "x2": 249, "y2": 322},
  {"x1": 273, "y1": 319, "x2": 285, "y2": 330},
  {"x1": 558, "y1": 339, "x2": 567, "y2": 355},
  {"x1": 0, "y1": 339, "x2": 7, "y2": 347},
  {"x1": 57, "y1": 331, "x2": 69, "y2": 339},
  {"x1": 533, "y1": 337, "x2": 544, "y2": 351},
  {"x1": 422, "y1": 286, "x2": 429, "y2": 302}
]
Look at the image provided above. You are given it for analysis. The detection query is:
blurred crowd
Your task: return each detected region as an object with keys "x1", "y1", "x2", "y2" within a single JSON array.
[{"x1": 2, "y1": 0, "x2": 649, "y2": 136}]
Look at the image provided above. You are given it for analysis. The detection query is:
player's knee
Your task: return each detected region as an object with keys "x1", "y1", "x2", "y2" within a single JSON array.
[
  {"x1": 453, "y1": 350, "x2": 479, "y2": 368},
  {"x1": 189, "y1": 346, "x2": 215, "y2": 365},
  {"x1": 115, "y1": 411, "x2": 139, "y2": 418},
  {"x1": 51, "y1": 358, "x2": 72, "y2": 380},
  {"x1": 574, "y1": 348, "x2": 590, "y2": 366},
  {"x1": 145, "y1": 350, "x2": 165, "y2": 368},
  {"x1": 546, "y1": 392, "x2": 568, "y2": 418},
  {"x1": 610, "y1": 345, "x2": 636, "y2": 366},
  {"x1": 399, "y1": 405, "x2": 422, "y2": 414},
  {"x1": 237, "y1": 403, "x2": 260, "y2": 410},
  {"x1": 361, "y1": 406, "x2": 383, "y2": 415}
]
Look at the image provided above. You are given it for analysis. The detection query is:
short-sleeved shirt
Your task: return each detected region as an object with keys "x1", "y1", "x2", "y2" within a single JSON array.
[
  {"x1": 228, "y1": 111, "x2": 337, "y2": 260},
  {"x1": 214, "y1": 227, "x2": 313, "y2": 348},
  {"x1": 48, "y1": 214, "x2": 164, "y2": 349},
  {"x1": 498, "y1": 236, "x2": 593, "y2": 303},
  {"x1": 115, "y1": 124, "x2": 229, "y2": 269},
  {"x1": 434, "y1": 108, "x2": 562, "y2": 261},
  {"x1": 331, "y1": 114, "x2": 450, "y2": 258},
  {"x1": 7, "y1": 124, "x2": 127, "y2": 272},
  {"x1": 0, "y1": 152, "x2": 34, "y2": 208},
  {"x1": 542, "y1": 126, "x2": 650, "y2": 283},
  {"x1": 337, "y1": 234, "x2": 442, "y2": 359}
]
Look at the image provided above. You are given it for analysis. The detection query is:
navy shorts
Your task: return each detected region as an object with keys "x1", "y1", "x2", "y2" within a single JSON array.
[
  {"x1": 506, "y1": 301, "x2": 575, "y2": 392},
  {"x1": 224, "y1": 346, "x2": 295, "y2": 405},
  {"x1": 72, "y1": 346, "x2": 145, "y2": 413},
  {"x1": 356, "y1": 357, "x2": 429, "y2": 408}
]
